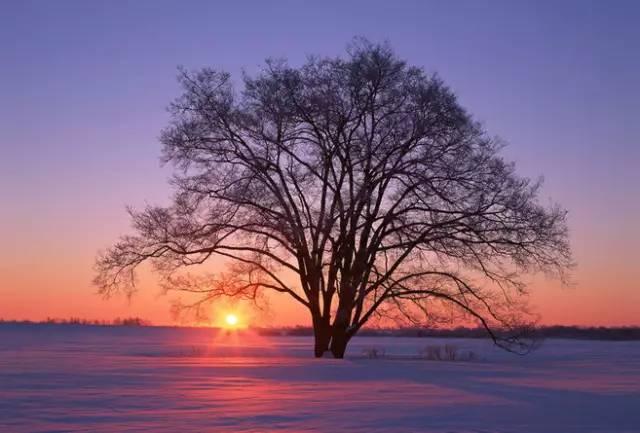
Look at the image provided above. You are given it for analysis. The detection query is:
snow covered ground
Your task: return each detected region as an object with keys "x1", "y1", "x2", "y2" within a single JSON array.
[{"x1": 1, "y1": 325, "x2": 639, "y2": 432}]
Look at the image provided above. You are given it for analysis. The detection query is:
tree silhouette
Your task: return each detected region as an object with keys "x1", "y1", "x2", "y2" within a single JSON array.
[{"x1": 95, "y1": 40, "x2": 572, "y2": 358}]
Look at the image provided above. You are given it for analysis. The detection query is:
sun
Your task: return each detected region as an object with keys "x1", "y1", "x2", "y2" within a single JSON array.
[{"x1": 224, "y1": 313, "x2": 239, "y2": 328}]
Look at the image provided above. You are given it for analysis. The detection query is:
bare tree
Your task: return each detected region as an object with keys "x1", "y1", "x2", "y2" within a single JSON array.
[{"x1": 95, "y1": 39, "x2": 572, "y2": 358}]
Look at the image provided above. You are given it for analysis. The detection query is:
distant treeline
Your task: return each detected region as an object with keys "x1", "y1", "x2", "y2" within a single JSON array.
[
  {"x1": 0, "y1": 317, "x2": 150, "y2": 327},
  {"x1": 1, "y1": 320, "x2": 639, "y2": 340},
  {"x1": 255, "y1": 325, "x2": 640, "y2": 341}
]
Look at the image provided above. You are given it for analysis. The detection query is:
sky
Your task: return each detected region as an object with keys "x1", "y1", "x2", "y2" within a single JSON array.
[{"x1": 1, "y1": 0, "x2": 639, "y2": 327}]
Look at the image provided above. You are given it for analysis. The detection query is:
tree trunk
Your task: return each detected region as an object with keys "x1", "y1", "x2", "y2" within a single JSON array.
[
  {"x1": 330, "y1": 302, "x2": 353, "y2": 358},
  {"x1": 312, "y1": 318, "x2": 331, "y2": 358},
  {"x1": 330, "y1": 325, "x2": 349, "y2": 358}
]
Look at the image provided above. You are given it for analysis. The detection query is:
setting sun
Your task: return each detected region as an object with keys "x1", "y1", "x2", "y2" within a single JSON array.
[{"x1": 224, "y1": 313, "x2": 239, "y2": 327}]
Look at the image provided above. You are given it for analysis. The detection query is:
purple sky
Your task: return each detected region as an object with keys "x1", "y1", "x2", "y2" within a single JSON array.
[{"x1": 1, "y1": 0, "x2": 638, "y2": 324}]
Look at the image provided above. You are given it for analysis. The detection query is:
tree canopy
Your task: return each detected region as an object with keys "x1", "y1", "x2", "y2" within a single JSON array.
[{"x1": 95, "y1": 40, "x2": 572, "y2": 358}]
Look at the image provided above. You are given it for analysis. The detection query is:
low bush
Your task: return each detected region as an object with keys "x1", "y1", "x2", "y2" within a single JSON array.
[
  {"x1": 419, "y1": 344, "x2": 477, "y2": 362},
  {"x1": 361, "y1": 346, "x2": 386, "y2": 359}
]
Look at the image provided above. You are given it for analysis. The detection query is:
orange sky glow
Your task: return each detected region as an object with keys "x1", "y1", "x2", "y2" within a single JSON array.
[{"x1": 1, "y1": 235, "x2": 638, "y2": 327}]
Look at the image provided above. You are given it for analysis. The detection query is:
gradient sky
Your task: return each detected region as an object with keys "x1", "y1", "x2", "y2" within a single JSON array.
[{"x1": 1, "y1": 0, "x2": 639, "y2": 326}]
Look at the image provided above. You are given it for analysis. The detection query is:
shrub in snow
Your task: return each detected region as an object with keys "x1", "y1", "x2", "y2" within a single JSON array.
[
  {"x1": 361, "y1": 347, "x2": 386, "y2": 359},
  {"x1": 419, "y1": 344, "x2": 478, "y2": 362},
  {"x1": 443, "y1": 344, "x2": 458, "y2": 360},
  {"x1": 420, "y1": 345, "x2": 442, "y2": 360}
]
